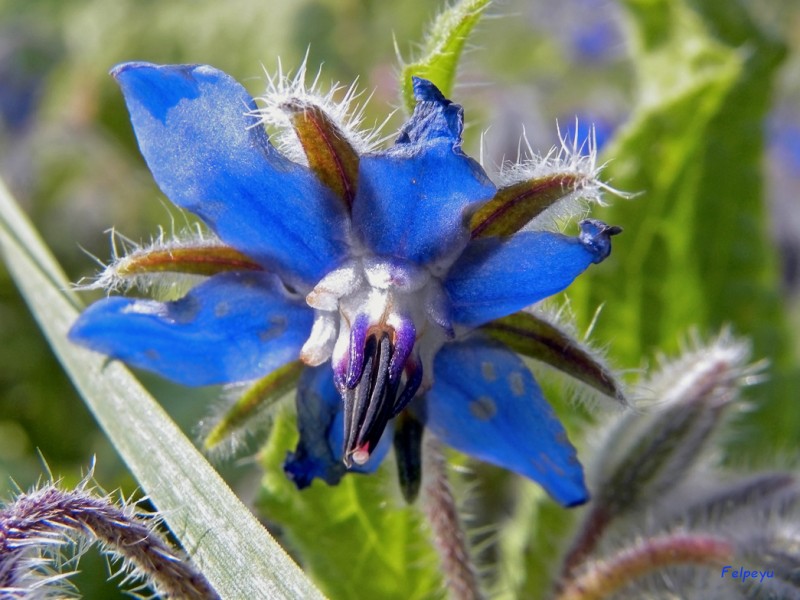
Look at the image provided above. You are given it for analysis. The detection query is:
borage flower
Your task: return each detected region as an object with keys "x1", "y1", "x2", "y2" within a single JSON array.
[{"x1": 69, "y1": 62, "x2": 623, "y2": 507}]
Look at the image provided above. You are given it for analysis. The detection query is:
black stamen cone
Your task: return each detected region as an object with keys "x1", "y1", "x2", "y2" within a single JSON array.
[{"x1": 343, "y1": 332, "x2": 397, "y2": 465}]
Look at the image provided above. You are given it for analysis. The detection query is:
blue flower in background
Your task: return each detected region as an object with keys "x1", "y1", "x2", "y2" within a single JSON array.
[{"x1": 69, "y1": 62, "x2": 620, "y2": 507}]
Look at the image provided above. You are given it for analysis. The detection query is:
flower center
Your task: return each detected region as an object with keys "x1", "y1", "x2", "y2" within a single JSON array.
[{"x1": 300, "y1": 257, "x2": 452, "y2": 465}]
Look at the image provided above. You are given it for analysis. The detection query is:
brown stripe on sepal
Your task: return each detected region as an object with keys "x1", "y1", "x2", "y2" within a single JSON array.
[
  {"x1": 481, "y1": 311, "x2": 626, "y2": 405},
  {"x1": 282, "y1": 99, "x2": 360, "y2": 211},
  {"x1": 116, "y1": 244, "x2": 263, "y2": 279},
  {"x1": 470, "y1": 172, "x2": 586, "y2": 239},
  {"x1": 203, "y1": 360, "x2": 304, "y2": 451}
]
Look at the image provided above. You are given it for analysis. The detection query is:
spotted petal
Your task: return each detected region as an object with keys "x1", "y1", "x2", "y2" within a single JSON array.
[
  {"x1": 445, "y1": 219, "x2": 619, "y2": 327},
  {"x1": 112, "y1": 62, "x2": 350, "y2": 289},
  {"x1": 68, "y1": 272, "x2": 312, "y2": 386},
  {"x1": 284, "y1": 365, "x2": 391, "y2": 488},
  {"x1": 352, "y1": 78, "x2": 495, "y2": 266},
  {"x1": 422, "y1": 338, "x2": 588, "y2": 507}
]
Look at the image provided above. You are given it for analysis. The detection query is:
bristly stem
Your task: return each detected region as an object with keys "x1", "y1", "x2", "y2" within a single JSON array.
[
  {"x1": 422, "y1": 436, "x2": 484, "y2": 600},
  {"x1": 558, "y1": 504, "x2": 613, "y2": 582},
  {"x1": 0, "y1": 484, "x2": 218, "y2": 599},
  {"x1": 554, "y1": 533, "x2": 734, "y2": 600}
]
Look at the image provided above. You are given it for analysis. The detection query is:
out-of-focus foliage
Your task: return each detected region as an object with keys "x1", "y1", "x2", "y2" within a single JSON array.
[
  {"x1": 568, "y1": 0, "x2": 799, "y2": 450},
  {"x1": 1, "y1": 0, "x2": 799, "y2": 597}
]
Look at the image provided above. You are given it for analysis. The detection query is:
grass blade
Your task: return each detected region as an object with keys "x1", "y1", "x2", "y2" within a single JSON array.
[{"x1": 0, "y1": 178, "x2": 324, "y2": 599}]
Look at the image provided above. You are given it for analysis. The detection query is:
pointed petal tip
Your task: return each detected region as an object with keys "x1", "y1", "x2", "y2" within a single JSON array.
[
  {"x1": 532, "y1": 458, "x2": 590, "y2": 507},
  {"x1": 109, "y1": 61, "x2": 151, "y2": 79},
  {"x1": 579, "y1": 218, "x2": 622, "y2": 263},
  {"x1": 395, "y1": 75, "x2": 464, "y2": 147},
  {"x1": 411, "y1": 76, "x2": 447, "y2": 103},
  {"x1": 561, "y1": 488, "x2": 590, "y2": 508}
]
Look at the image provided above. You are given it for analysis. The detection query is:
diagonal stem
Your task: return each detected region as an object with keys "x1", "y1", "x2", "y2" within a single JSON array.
[{"x1": 554, "y1": 533, "x2": 734, "y2": 600}]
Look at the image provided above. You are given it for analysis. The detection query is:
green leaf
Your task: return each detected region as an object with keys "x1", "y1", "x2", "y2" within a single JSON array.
[
  {"x1": 0, "y1": 178, "x2": 324, "y2": 599},
  {"x1": 399, "y1": 0, "x2": 491, "y2": 113},
  {"x1": 567, "y1": 0, "x2": 797, "y2": 446},
  {"x1": 258, "y1": 413, "x2": 442, "y2": 600}
]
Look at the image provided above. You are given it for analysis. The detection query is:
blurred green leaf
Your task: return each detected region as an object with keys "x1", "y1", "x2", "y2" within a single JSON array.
[
  {"x1": 0, "y1": 178, "x2": 324, "y2": 599},
  {"x1": 569, "y1": 0, "x2": 796, "y2": 445},
  {"x1": 258, "y1": 413, "x2": 441, "y2": 600},
  {"x1": 399, "y1": 0, "x2": 491, "y2": 113},
  {"x1": 499, "y1": 0, "x2": 794, "y2": 595}
]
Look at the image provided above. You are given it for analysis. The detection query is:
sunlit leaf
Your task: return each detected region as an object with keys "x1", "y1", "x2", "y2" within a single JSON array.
[{"x1": 399, "y1": 0, "x2": 491, "y2": 113}]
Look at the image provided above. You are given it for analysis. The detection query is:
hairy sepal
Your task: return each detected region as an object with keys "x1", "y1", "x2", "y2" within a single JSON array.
[
  {"x1": 281, "y1": 99, "x2": 360, "y2": 211},
  {"x1": 82, "y1": 234, "x2": 262, "y2": 295},
  {"x1": 481, "y1": 310, "x2": 626, "y2": 405},
  {"x1": 254, "y1": 58, "x2": 386, "y2": 166},
  {"x1": 202, "y1": 360, "x2": 304, "y2": 455},
  {"x1": 471, "y1": 128, "x2": 616, "y2": 238}
]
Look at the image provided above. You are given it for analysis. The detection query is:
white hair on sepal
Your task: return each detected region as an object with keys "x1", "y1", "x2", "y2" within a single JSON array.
[
  {"x1": 74, "y1": 225, "x2": 221, "y2": 301},
  {"x1": 584, "y1": 328, "x2": 764, "y2": 505},
  {"x1": 251, "y1": 52, "x2": 392, "y2": 164},
  {"x1": 495, "y1": 121, "x2": 631, "y2": 232},
  {"x1": 478, "y1": 126, "x2": 490, "y2": 169},
  {"x1": 196, "y1": 382, "x2": 293, "y2": 463},
  {"x1": 522, "y1": 298, "x2": 633, "y2": 414},
  {"x1": 636, "y1": 328, "x2": 765, "y2": 411}
]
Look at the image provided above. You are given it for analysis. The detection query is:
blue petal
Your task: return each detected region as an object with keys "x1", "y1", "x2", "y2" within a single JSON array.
[
  {"x1": 69, "y1": 272, "x2": 312, "y2": 386},
  {"x1": 352, "y1": 78, "x2": 495, "y2": 266},
  {"x1": 446, "y1": 219, "x2": 617, "y2": 327},
  {"x1": 112, "y1": 62, "x2": 350, "y2": 288},
  {"x1": 284, "y1": 366, "x2": 391, "y2": 488},
  {"x1": 284, "y1": 366, "x2": 345, "y2": 487},
  {"x1": 422, "y1": 339, "x2": 588, "y2": 507}
]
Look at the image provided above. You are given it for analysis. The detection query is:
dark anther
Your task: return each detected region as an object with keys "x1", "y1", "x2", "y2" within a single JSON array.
[
  {"x1": 342, "y1": 332, "x2": 398, "y2": 466},
  {"x1": 392, "y1": 358, "x2": 423, "y2": 417},
  {"x1": 393, "y1": 411, "x2": 424, "y2": 503}
]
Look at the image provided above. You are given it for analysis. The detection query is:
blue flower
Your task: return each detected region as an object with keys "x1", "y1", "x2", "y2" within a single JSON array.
[{"x1": 69, "y1": 63, "x2": 621, "y2": 507}]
